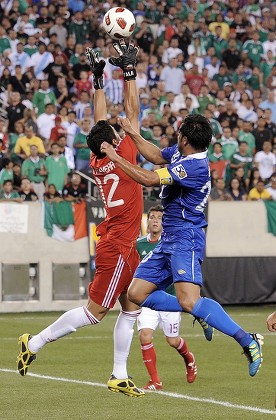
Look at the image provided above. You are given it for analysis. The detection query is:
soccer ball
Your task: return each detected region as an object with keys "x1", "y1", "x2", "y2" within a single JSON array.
[{"x1": 102, "y1": 7, "x2": 136, "y2": 39}]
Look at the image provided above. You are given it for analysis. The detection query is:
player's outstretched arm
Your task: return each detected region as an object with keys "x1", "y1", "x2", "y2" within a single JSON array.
[
  {"x1": 86, "y1": 48, "x2": 107, "y2": 123},
  {"x1": 118, "y1": 117, "x2": 168, "y2": 165},
  {"x1": 267, "y1": 311, "x2": 276, "y2": 332},
  {"x1": 100, "y1": 141, "x2": 160, "y2": 187},
  {"x1": 109, "y1": 40, "x2": 139, "y2": 132}
]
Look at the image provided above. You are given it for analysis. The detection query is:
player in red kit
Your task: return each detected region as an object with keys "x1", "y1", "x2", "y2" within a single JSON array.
[{"x1": 16, "y1": 41, "x2": 145, "y2": 397}]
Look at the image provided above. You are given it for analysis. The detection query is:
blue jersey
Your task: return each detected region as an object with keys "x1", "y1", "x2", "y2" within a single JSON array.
[{"x1": 159, "y1": 145, "x2": 211, "y2": 232}]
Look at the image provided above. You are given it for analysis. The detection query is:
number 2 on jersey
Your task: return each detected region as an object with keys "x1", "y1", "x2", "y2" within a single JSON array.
[{"x1": 95, "y1": 174, "x2": 124, "y2": 208}]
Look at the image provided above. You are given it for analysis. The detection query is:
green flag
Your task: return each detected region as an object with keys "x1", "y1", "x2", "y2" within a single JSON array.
[{"x1": 264, "y1": 201, "x2": 276, "y2": 236}]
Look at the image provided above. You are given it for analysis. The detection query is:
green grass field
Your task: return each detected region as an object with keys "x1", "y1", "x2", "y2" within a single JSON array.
[{"x1": 1, "y1": 306, "x2": 276, "y2": 419}]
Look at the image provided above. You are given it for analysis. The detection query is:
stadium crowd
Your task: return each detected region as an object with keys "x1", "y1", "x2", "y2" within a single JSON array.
[{"x1": 0, "y1": 0, "x2": 276, "y2": 203}]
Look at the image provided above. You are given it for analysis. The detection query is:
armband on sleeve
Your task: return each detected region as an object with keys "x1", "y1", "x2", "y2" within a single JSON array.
[{"x1": 155, "y1": 168, "x2": 174, "y2": 185}]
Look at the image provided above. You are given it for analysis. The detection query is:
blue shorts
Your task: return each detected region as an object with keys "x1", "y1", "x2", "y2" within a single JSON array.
[{"x1": 134, "y1": 228, "x2": 205, "y2": 289}]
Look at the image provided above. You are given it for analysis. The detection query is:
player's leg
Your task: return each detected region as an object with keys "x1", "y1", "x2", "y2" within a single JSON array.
[
  {"x1": 161, "y1": 312, "x2": 197, "y2": 384},
  {"x1": 106, "y1": 242, "x2": 144, "y2": 397},
  {"x1": 17, "y1": 299, "x2": 107, "y2": 376},
  {"x1": 137, "y1": 308, "x2": 162, "y2": 390},
  {"x1": 111, "y1": 292, "x2": 141, "y2": 380}
]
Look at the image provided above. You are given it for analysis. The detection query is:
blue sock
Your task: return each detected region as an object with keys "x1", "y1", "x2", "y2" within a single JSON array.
[
  {"x1": 141, "y1": 290, "x2": 183, "y2": 312},
  {"x1": 192, "y1": 297, "x2": 252, "y2": 347}
]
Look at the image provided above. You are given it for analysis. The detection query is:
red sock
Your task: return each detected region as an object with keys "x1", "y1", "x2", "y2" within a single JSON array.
[
  {"x1": 176, "y1": 337, "x2": 193, "y2": 363},
  {"x1": 141, "y1": 342, "x2": 161, "y2": 383}
]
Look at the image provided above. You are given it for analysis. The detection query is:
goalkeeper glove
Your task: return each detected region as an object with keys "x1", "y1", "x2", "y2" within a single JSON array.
[
  {"x1": 85, "y1": 48, "x2": 106, "y2": 90},
  {"x1": 109, "y1": 39, "x2": 139, "y2": 81}
]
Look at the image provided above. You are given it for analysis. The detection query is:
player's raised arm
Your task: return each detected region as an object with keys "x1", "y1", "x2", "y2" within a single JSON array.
[
  {"x1": 86, "y1": 48, "x2": 107, "y2": 123},
  {"x1": 109, "y1": 40, "x2": 140, "y2": 132},
  {"x1": 117, "y1": 117, "x2": 168, "y2": 165},
  {"x1": 100, "y1": 141, "x2": 164, "y2": 187}
]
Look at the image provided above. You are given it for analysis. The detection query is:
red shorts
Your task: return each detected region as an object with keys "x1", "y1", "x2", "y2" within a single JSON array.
[{"x1": 88, "y1": 238, "x2": 140, "y2": 309}]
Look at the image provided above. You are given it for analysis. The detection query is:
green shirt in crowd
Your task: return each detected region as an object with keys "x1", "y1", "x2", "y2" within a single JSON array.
[
  {"x1": 0, "y1": 169, "x2": 13, "y2": 186},
  {"x1": 238, "y1": 131, "x2": 256, "y2": 155},
  {"x1": 45, "y1": 155, "x2": 69, "y2": 192},
  {"x1": 22, "y1": 157, "x2": 46, "y2": 183},
  {"x1": 74, "y1": 131, "x2": 91, "y2": 161},
  {"x1": 230, "y1": 152, "x2": 253, "y2": 179},
  {"x1": 32, "y1": 89, "x2": 57, "y2": 116}
]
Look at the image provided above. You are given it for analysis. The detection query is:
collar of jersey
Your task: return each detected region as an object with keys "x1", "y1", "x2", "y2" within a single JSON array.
[{"x1": 182, "y1": 150, "x2": 208, "y2": 161}]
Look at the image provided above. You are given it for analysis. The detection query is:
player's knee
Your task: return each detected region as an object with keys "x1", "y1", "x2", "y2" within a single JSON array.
[
  {"x1": 139, "y1": 330, "x2": 153, "y2": 345},
  {"x1": 166, "y1": 336, "x2": 179, "y2": 348},
  {"x1": 177, "y1": 296, "x2": 195, "y2": 313},
  {"x1": 127, "y1": 284, "x2": 144, "y2": 306}
]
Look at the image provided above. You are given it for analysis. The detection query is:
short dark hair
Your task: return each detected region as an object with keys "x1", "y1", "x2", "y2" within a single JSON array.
[
  {"x1": 86, "y1": 120, "x2": 116, "y2": 158},
  {"x1": 3, "y1": 179, "x2": 12, "y2": 186},
  {"x1": 2, "y1": 157, "x2": 11, "y2": 168},
  {"x1": 147, "y1": 204, "x2": 163, "y2": 218},
  {"x1": 179, "y1": 114, "x2": 212, "y2": 151}
]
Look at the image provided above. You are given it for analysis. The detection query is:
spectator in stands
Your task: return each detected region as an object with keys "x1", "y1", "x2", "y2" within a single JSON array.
[
  {"x1": 264, "y1": 108, "x2": 276, "y2": 143},
  {"x1": 45, "y1": 142, "x2": 69, "y2": 193},
  {"x1": 0, "y1": 158, "x2": 13, "y2": 187},
  {"x1": 227, "y1": 177, "x2": 247, "y2": 201},
  {"x1": 57, "y1": 135, "x2": 75, "y2": 172},
  {"x1": 32, "y1": 79, "x2": 57, "y2": 116},
  {"x1": 61, "y1": 110, "x2": 79, "y2": 151},
  {"x1": 21, "y1": 144, "x2": 47, "y2": 202},
  {"x1": 260, "y1": 90, "x2": 276, "y2": 124},
  {"x1": 9, "y1": 64, "x2": 31, "y2": 95},
  {"x1": 160, "y1": 57, "x2": 185, "y2": 95},
  {"x1": 218, "y1": 101, "x2": 239, "y2": 130},
  {"x1": 266, "y1": 173, "x2": 276, "y2": 201},
  {"x1": 14, "y1": 125, "x2": 45, "y2": 161},
  {"x1": 254, "y1": 140, "x2": 276, "y2": 183},
  {"x1": 62, "y1": 172, "x2": 87, "y2": 203},
  {"x1": 185, "y1": 64, "x2": 205, "y2": 96},
  {"x1": 18, "y1": 178, "x2": 38, "y2": 202},
  {"x1": 74, "y1": 119, "x2": 90, "y2": 171},
  {"x1": 252, "y1": 115, "x2": 273, "y2": 152},
  {"x1": 208, "y1": 142, "x2": 224, "y2": 163},
  {"x1": 36, "y1": 103, "x2": 56, "y2": 141},
  {"x1": 7, "y1": 91, "x2": 26, "y2": 133},
  {"x1": 30, "y1": 42, "x2": 54, "y2": 81},
  {"x1": 229, "y1": 141, "x2": 253, "y2": 180},
  {"x1": 49, "y1": 16, "x2": 68, "y2": 49},
  {"x1": 238, "y1": 120, "x2": 256, "y2": 156},
  {"x1": 220, "y1": 126, "x2": 239, "y2": 161},
  {"x1": 73, "y1": 90, "x2": 91, "y2": 120},
  {"x1": 43, "y1": 184, "x2": 63, "y2": 203},
  {"x1": 248, "y1": 179, "x2": 272, "y2": 201},
  {"x1": 209, "y1": 178, "x2": 232, "y2": 201},
  {"x1": 49, "y1": 116, "x2": 67, "y2": 145},
  {"x1": 9, "y1": 42, "x2": 31, "y2": 75},
  {"x1": 0, "y1": 179, "x2": 22, "y2": 202}
]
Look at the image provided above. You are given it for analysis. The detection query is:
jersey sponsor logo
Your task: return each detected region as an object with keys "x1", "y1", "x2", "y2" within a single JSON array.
[
  {"x1": 93, "y1": 161, "x2": 116, "y2": 175},
  {"x1": 141, "y1": 250, "x2": 147, "y2": 256},
  {"x1": 171, "y1": 164, "x2": 187, "y2": 179},
  {"x1": 178, "y1": 269, "x2": 186, "y2": 274}
]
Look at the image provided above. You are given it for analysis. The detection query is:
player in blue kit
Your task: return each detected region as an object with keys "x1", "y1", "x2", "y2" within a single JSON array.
[{"x1": 101, "y1": 113, "x2": 264, "y2": 378}]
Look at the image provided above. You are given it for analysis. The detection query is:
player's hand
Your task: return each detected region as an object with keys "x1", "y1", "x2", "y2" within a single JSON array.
[
  {"x1": 85, "y1": 48, "x2": 106, "y2": 89},
  {"x1": 109, "y1": 39, "x2": 139, "y2": 81},
  {"x1": 117, "y1": 117, "x2": 135, "y2": 134},
  {"x1": 266, "y1": 311, "x2": 276, "y2": 332},
  {"x1": 100, "y1": 141, "x2": 119, "y2": 162}
]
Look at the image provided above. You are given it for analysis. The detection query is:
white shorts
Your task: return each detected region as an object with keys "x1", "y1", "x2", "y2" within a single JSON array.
[{"x1": 137, "y1": 307, "x2": 182, "y2": 338}]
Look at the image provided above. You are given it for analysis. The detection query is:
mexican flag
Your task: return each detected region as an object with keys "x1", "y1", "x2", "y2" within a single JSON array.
[{"x1": 44, "y1": 201, "x2": 88, "y2": 241}]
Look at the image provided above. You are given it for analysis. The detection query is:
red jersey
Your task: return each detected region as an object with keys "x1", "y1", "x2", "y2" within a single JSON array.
[
  {"x1": 76, "y1": 80, "x2": 92, "y2": 97},
  {"x1": 49, "y1": 125, "x2": 67, "y2": 142},
  {"x1": 90, "y1": 134, "x2": 143, "y2": 244}
]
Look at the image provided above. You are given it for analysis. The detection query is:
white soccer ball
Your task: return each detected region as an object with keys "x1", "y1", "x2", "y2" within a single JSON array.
[{"x1": 102, "y1": 7, "x2": 136, "y2": 39}]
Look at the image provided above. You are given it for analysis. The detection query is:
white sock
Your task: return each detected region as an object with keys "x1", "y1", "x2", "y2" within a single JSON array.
[
  {"x1": 112, "y1": 309, "x2": 141, "y2": 379},
  {"x1": 28, "y1": 306, "x2": 99, "y2": 353}
]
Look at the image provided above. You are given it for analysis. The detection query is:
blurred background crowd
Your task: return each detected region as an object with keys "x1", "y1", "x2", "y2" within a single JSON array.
[{"x1": 0, "y1": 0, "x2": 276, "y2": 204}]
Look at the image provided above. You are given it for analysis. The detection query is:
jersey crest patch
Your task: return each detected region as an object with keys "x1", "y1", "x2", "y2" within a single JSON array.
[{"x1": 171, "y1": 164, "x2": 187, "y2": 179}]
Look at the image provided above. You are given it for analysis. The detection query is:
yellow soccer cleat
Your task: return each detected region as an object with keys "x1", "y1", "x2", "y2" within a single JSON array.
[
  {"x1": 107, "y1": 375, "x2": 145, "y2": 397},
  {"x1": 16, "y1": 334, "x2": 36, "y2": 376}
]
